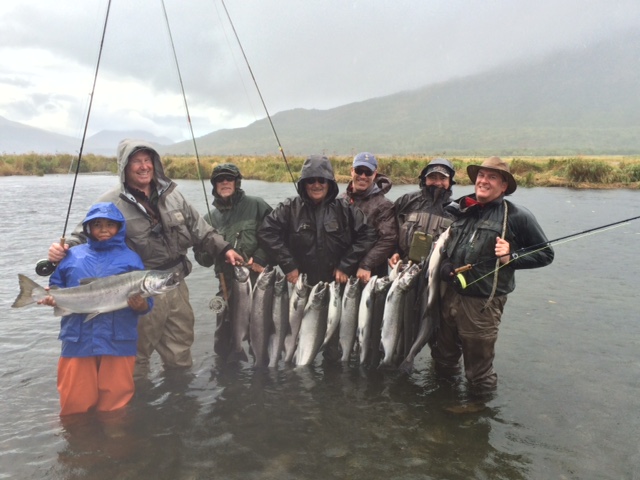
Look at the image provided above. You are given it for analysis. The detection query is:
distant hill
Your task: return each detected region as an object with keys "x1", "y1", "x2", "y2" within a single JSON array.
[
  {"x1": 84, "y1": 130, "x2": 174, "y2": 157},
  {"x1": 0, "y1": 119, "x2": 173, "y2": 156},
  {"x1": 164, "y1": 29, "x2": 640, "y2": 156},
  {"x1": 2, "y1": 29, "x2": 639, "y2": 157},
  {"x1": 0, "y1": 116, "x2": 80, "y2": 154}
]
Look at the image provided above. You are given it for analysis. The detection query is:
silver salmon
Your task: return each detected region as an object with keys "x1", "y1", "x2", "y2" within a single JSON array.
[
  {"x1": 321, "y1": 280, "x2": 343, "y2": 349},
  {"x1": 401, "y1": 227, "x2": 451, "y2": 372},
  {"x1": 339, "y1": 276, "x2": 362, "y2": 363},
  {"x1": 284, "y1": 273, "x2": 310, "y2": 364},
  {"x1": 369, "y1": 275, "x2": 392, "y2": 368},
  {"x1": 228, "y1": 265, "x2": 252, "y2": 364},
  {"x1": 12, "y1": 270, "x2": 178, "y2": 321},
  {"x1": 379, "y1": 263, "x2": 421, "y2": 368},
  {"x1": 295, "y1": 282, "x2": 329, "y2": 367},
  {"x1": 249, "y1": 266, "x2": 276, "y2": 368},
  {"x1": 357, "y1": 275, "x2": 377, "y2": 365},
  {"x1": 269, "y1": 271, "x2": 289, "y2": 368}
]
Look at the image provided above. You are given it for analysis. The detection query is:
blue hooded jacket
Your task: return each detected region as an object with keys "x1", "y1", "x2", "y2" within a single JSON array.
[{"x1": 50, "y1": 202, "x2": 152, "y2": 357}]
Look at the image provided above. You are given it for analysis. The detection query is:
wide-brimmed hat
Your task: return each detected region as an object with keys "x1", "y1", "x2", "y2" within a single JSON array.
[{"x1": 467, "y1": 156, "x2": 517, "y2": 195}]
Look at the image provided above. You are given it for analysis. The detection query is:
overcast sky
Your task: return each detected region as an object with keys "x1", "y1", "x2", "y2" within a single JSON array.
[{"x1": 1, "y1": 0, "x2": 638, "y2": 143}]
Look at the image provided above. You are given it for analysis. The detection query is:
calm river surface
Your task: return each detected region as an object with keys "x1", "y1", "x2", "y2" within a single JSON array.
[{"x1": 0, "y1": 174, "x2": 638, "y2": 479}]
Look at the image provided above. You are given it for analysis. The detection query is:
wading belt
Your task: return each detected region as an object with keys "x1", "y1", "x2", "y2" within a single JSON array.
[{"x1": 158, "y1": 255, "x2": 188, "y2": 277}]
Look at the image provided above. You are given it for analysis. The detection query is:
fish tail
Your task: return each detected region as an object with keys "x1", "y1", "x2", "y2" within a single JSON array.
[
  {"x1": 283, "y1": 334, "x2": 296, "y2": 363},
  {"x1": 398, "y1": 357, "x2": 415, "y2": 374},
  {"x1": 11, "y1": 274, "x2": 44, "y2": 308},
  {"x1": 227, "y1": 348, "x2": 249, "y2": 364}
]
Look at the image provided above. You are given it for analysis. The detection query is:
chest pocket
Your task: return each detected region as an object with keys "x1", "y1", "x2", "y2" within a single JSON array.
[
  {"x1": 235, "y1": 219, "x2": 259, "y2": 256},
  {"x1": 448, "y1": 219, "x2": 503, "y2": 265},
  {"x1": 290, "y1": 221, "x2": 316, "y2": 252},
  {"x1": 400, "y1": 211, "x2": 451, "y2": 253},
  {"x1": 164, "y1": 209, "x2": 192, "y2": 250},
  {"x1": 323, "y1": 216, "x2": 348, "y2": 254}
]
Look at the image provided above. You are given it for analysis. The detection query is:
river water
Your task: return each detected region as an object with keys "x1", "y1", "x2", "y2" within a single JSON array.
[{"x1": 0, "y1": 174, "x2": 638, "y2": 479}]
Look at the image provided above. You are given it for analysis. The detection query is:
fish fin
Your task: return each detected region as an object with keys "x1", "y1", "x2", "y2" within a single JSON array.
[
  {"x1": 377, "y1": 361, "x2": 396, "y2": 371},
  {"x1": 78, "y1": 277, "x2": 99, "y2": 285},
  {"x1": 83, "y1": 312, "x2": 101, "y2": 322},
  {"x1": 53, "y1": 306, "x2": 72, "y2": 317}
]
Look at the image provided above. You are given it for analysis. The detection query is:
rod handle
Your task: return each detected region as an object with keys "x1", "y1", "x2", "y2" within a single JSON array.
[
  {"x1": 454, "y1": 264, "x2": 473, "y2": 274},
  {"x1": 218, "y1": 273, "x2": 229, "y2": 302}
]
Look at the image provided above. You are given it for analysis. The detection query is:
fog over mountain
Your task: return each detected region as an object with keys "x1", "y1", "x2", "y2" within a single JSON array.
[{"x1": 2, "y1": 30, "x2": 639, "y2": 157}]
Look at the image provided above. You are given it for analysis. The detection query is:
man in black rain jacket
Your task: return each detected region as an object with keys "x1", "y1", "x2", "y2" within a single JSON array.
[{"x1": 258, "y1": 154, "x2": 377, "y2": 286}]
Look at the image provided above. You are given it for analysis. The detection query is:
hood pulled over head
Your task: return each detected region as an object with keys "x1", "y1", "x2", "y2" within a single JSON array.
[
  {"x1": 419, "y1": 157, "x2": 456, "y2": 188},
  {"x1": 296, "y1": 154, "x2": 339, "y2": 203},
  {"x1": 116, "y1": 139, "x2": 171, "y2": 193},
  {"x1": 82, "y1": 202, "x2": 127, "y2": 248}
]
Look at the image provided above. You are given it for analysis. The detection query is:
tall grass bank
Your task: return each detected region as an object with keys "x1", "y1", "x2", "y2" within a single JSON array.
[{"x1": 2, "y1": 153, "x2": 639, "y2": 189}]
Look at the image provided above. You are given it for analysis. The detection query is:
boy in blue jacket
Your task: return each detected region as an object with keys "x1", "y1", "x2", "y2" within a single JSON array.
[{"x1": 43, "y1": 202, "x2": 152, "y2": 416}]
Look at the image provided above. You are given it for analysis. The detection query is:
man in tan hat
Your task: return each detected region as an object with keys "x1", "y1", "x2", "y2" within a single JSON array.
[{"x1": 431, "y1": 156, "x2": 554, "y2": 396}]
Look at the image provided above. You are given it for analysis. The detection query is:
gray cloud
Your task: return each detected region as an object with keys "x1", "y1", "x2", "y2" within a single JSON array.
[{"x1": 1, "y1": 0, "x2": 639, "y2": 140}]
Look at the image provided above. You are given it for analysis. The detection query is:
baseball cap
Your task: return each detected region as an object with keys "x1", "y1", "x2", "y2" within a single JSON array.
[
  {"x1": 426, "y1": 165, "x2": 451, "y2": 178},
  {"x1": 352, "y1": 152, "x2": 378, "y2": 170}
]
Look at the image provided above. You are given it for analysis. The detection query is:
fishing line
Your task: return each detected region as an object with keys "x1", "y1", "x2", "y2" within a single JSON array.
[
  {"x1": 35, "y1": 0, "x2": 113, "y2": 276},
  {"x1": 212, "y1": 3, "x2": 260, "y2": 126},
  {"x1": 160, "y1": 0, "x2": 213, "y2": 221},
  {"x1": 454, "y1": 214, "x2": 640, "y2": 289},
  {"x1": 219, "y1": 0, "x2": 298, "y2": 193}
]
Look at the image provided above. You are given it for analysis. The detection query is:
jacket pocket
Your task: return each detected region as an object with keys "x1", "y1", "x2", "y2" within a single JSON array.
[
  {"x1": 463, "y1": 220, "x2": 503, "y2": 264},
  {"x1": 324, "y1": 216, "x2": 348, "y2": 250},
  {"x1": 165, "y1": 209, "x2": 193, "y2": 251}
]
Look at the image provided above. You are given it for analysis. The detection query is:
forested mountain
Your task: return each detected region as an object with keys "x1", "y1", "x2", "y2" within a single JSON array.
[{"x1": 3, "y1": 30, "x2": 638, "y2": 157}]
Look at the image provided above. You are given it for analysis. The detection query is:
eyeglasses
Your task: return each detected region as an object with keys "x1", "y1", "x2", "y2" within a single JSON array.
[
  {"x1": 303, "y1": 177, "x2": 327, "y2": 185},
  {"x1": 354, "y1": 167, "x2": 374, "y2": 177},
  {"x1": 215, "y1": 174, "x2": 236, "y2": 183}
]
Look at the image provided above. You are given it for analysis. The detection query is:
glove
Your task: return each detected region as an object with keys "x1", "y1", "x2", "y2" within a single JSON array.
[{"x1": 439, "y1": 260, "x2": 456, "y2": 283}]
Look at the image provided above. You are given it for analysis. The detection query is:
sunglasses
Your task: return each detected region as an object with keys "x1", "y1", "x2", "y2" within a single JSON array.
[
  {"x1": 354, "y1": 167, "x2": 374, "y2": 177},
  {"x1": 303, "y1": 177, "x2": 327, "y2": 186},
  {"x1": 215, "y1": 174, "x2": 236, "y2": 183}
]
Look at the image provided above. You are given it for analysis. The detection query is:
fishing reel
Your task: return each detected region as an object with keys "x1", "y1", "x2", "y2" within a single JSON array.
[
  {"x1": 35, "y1": 259, "x2": 57, "y2": 277},
  {"x1": 209, "y1": 296, "x2": 227, "y2": 314},
  {"x1": 443, "y1": 263, "x2": 470, "y2": 290},
  {"x1": 452, "y1": 264, "x2": 473, "y2": 290},
  {"x1": 452, "y1": 271, "x2": 468, "y2": 290}
]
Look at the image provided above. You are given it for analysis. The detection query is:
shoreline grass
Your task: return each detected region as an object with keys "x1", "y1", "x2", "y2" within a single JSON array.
[{"x1": 1, "y1": 153, "x2": 639, "y2": 189}]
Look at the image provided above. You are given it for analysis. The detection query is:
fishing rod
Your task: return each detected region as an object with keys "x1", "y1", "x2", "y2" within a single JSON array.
[
  {"x1": 218, "y1": 0, "x2": 298, "y2": 193},
  {"x1": 453, "y1": 214, "x2": 640, "y2": 289},
  {"x1": 35, "y1": 0, "x2": 113, "y2": 276},
  {"x1": 160, "y1": 0, "x2": 213, "y2": 221}
]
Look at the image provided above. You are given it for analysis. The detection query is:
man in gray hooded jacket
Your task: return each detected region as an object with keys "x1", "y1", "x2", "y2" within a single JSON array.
[{"x1": 48, "y1": 139, "x2": 244, "y2": 379}]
